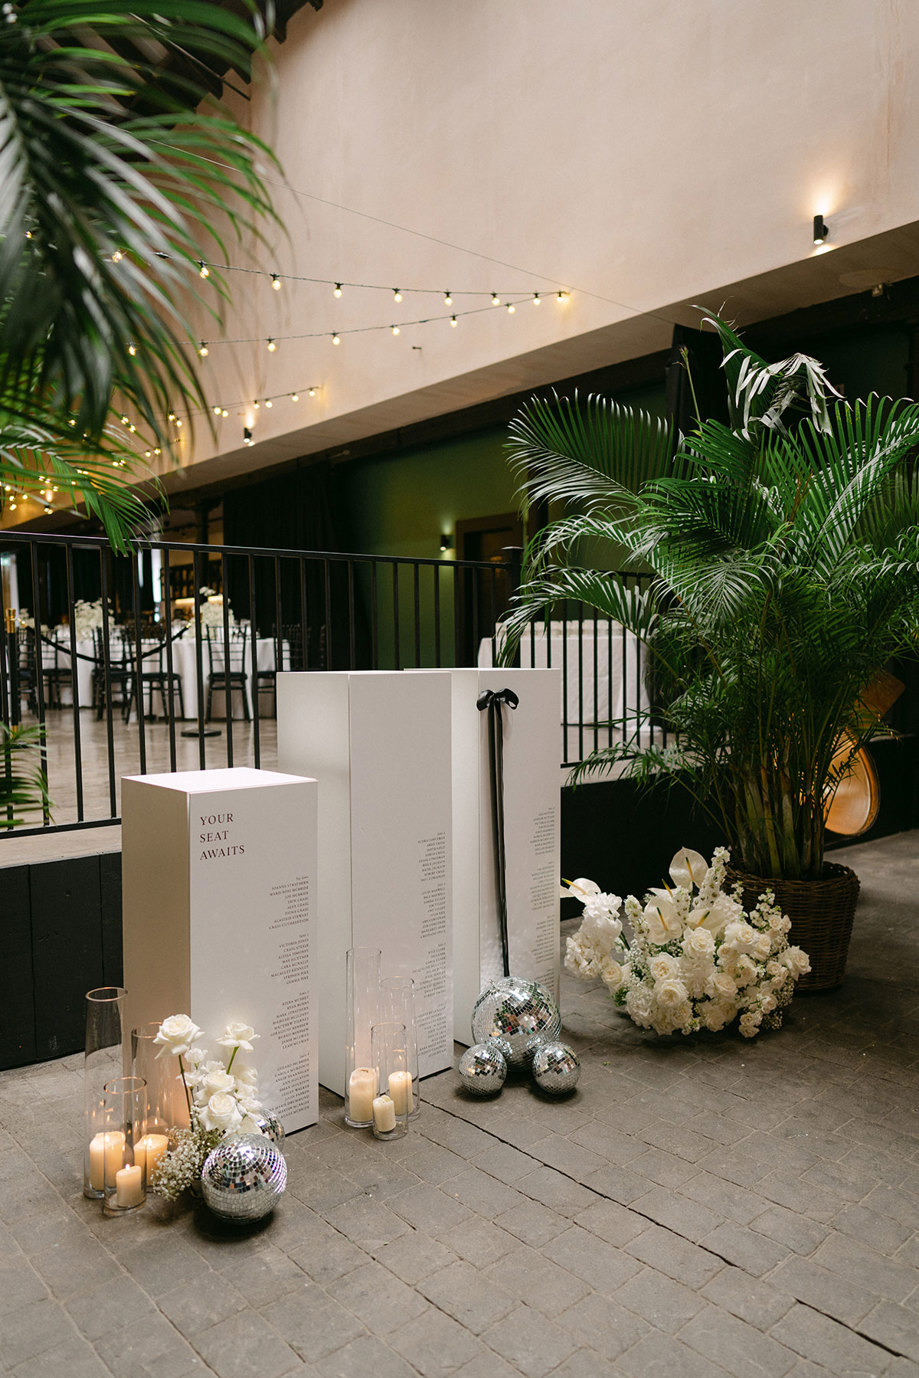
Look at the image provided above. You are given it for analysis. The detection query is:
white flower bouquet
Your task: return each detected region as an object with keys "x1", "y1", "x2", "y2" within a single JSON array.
[
  {"x1": 563, "y1": 847, "x2": 811, "y2": 1038},
  {"x1": 150, "y1": 1015, "x2": 265, "y2": 1200}
]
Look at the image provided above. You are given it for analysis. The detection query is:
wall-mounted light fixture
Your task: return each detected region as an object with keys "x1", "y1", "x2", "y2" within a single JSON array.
[
  {"x1": 813, "y1": 213, "x2": 829, "y2": 246},
  {"x1": 243, "y1": 427, "x2": 253, "y2": 446},
  {"x1": 440, "y1": 533, "x2": 451, "y2": 552}
]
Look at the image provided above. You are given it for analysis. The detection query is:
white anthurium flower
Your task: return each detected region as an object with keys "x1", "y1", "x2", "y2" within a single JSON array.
[
  {"x1": 216, "y1": 1022, "x2": 259, "y2": 1052},
  {"x1": 562, "y1": 877, "x2": 602, "y2": 902},
  {"x1": 642, "y1": 891, "x2": 682, "y2": 946},
  {"x1": 687, "y1": 895, "x2": 734, "y2": 937},
  {"x1": 669, "y1": 848, "x2": 710, "y2": 892},
  {"x1": 154, "y1": 1014, "x2": 204, "y2": 1060}
]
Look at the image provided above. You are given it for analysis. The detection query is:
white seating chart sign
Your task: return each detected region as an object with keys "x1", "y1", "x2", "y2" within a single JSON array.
[
  {"x1": 277, "y1": 671, "x2": 454, "y2": 1097},
  {"x1": 122, "y1": 767, "x2": 318, "y2": 1131}
]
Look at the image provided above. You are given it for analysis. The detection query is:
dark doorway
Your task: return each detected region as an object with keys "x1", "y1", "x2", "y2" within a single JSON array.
[{"x1": 454, "y1": 512, "x2": 522, "y2": 662}]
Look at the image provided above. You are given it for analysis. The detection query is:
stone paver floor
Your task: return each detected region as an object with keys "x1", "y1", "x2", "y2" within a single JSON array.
[{"x1": 2, "y1": 831, "x2": 919, "y2": 1376}]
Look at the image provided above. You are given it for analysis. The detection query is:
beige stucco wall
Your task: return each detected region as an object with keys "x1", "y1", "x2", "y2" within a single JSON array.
[{"x1": 46, "y1": 0, "x2": 919, "y2": 502}]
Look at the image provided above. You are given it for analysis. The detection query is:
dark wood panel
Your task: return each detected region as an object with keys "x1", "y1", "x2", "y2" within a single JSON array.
[
  {"x1": 30, "y1": 857, "x2": 104, "y2": 1061},
  {"x1": 0, "y1": 866, "x2": 36, "y2": 1070},
  {"x1": 100, "y1": 852, "x2": 123, "y2": 988}
]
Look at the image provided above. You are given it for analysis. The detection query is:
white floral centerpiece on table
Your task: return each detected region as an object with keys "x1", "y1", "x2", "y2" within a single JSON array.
[
  {"x1": 191, "y1": 586, "x2": 237, "y2": 633},
  {"x1": 563, "y1": 847, "x2": 811, "y2": 1038},
  {"x1": 151, "y1": 1015, "x2": 265, "y2": 1200},
  {"x1": 72, "y1": 598, "x2": 113, "y2": 640}
]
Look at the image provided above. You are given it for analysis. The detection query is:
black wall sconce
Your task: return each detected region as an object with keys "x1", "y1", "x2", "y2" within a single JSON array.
[
  {"x1": 440, "y1": 533, "x2": 452, "y2": 552},
  {"x1": 243, "y1": 426, "x2": 253, "y2": 446},
  {"x1": 813, "y1": 213, "x2": 829, "y2": 246}
]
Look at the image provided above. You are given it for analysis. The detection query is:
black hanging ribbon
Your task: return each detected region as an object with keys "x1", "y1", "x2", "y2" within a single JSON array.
[{"x1": 476, "y1": 687, "x2": 519, "y2": 978}]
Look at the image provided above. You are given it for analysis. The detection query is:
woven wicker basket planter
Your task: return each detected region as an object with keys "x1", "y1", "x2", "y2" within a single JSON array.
[{"x1": 727, "y1": 863, "x2": 860, "y2": 992}]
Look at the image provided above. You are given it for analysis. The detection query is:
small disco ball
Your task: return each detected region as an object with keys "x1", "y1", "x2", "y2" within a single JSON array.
[
  {"x1": 530, "y1": 1041, "x2": 581, "y2": 1095},
  {"x1": 201, "y1": 1133, "x2": 287, "y2": 1223},
  {"x1": 471, "y1": 976, "x2": 562, "y2": 1066},
  {"x1": 253, "y1": 1110, "x2": 284, "y2": 1148},
  {"x1": 457, "y1": 1042, "x2": 507, "y2": 1096}
]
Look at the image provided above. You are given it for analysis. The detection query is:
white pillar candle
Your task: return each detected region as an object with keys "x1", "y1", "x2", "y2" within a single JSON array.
[
  {"x1": 115, "y1": 1164, "x2": 144, "y2": 1208},
  {"x1": 372, "y1": 1093, "x2": 396, "y2": 1134},
  {"x1": 348, "y1": 1066, "x2": 378, "y2": 1122},
  {"x1": 89, "y1": 1131, "x2": 125, "y2": 1190},
  {"x1": 388, "y1": 1070, "x2": 413, "y2": 1116},
  {"x1": 134, "y1": 1134, "x2": 168, "y2": 1180}
]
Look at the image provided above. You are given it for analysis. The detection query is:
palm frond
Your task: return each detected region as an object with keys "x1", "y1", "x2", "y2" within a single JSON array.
[{"x1": 0, "y1": 723, "x2": 51, "y2": 824}]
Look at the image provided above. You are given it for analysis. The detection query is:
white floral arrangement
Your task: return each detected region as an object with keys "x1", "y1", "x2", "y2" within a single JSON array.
[
  {"x1": 150, "y1": 1014, "x2": 264, "y2": 1200},
  {"x1": 189, "y1": 586, "x2": 237, "y2": 633},
  {"x1": 563, "y1": 846, "x2": 811, "y2": 1039},
  {"x1": 72, "y1": 597, "x2": 112, "y2": 640}
]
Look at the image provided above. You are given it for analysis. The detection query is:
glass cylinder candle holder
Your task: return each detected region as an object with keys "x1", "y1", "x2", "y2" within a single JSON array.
[
  {"x1": 381, "y1": 976, "x2": 420, "y2": 1119},
  {"x1": 345, "y1": 946, "x2": 381, "y2": 1127},
  {"x1": 370, "y1": 1021, "x2": 409, "y2": 1141},
  {"x1": 101, "y1": 1076, "x2": 147, "y2": 1216},
  {"x1": 84, "y1": 987, "x2": 126, "y2": 1199},
  {"x1": 130, "y1": 1023, "x2": 174, "y2": 1185}
]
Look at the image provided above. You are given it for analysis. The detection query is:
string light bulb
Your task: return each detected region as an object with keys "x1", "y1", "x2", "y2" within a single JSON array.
[
  {"x1": 308, "y1": 387, "x2": 316, "y2": 397},
  {"x1": 198, "y1": 261, "x2": 209, "y2": 279},
  {"x1": 198, "y1": 341, "x2": 209, "y2": 357},
  {"x1": 168, "y1": 411, "x2": 176, "y2": 422},
  {"x1": 393, "y1": 288, "x2": 403, "y2": 303},
  {"x1": 212, "y1": 405, "x2": 222, "y2": 415},
  {"x1": 220, "y1": 409, "x2": 227, "y2": 418},
  {"x1": 68, "y1": 418, "x2": 76, "y2": 427},
  {"x1": 491, "y1": 293, "x2": 500, "y2": 306},
  {"x1": 291, "y1": 392, "x2": 299, "y2": 402},
  {"x1": 265, "y1": 399, "x2": 273, "y2": 408},
  {"x1": 111, "y1": 249, "x2": 123, "y2": 263},
  {"x1": 271, "y1": 274, "x2": 281, "y2": 290},
  {"x1": 506, "y1": 302, "x2": 516, "y2": 313},
  {"x1": 267, "y1": 337, "x2": 277, "y2": 352},
  {"x1": 391, "y1": 324, "x2": 400, "y2": 336},
  {"x1": 450, "y1": 315, "x2": 457, "y2": 327},
  {"x1": 332, "y1": 333, "x2": 341, "y2": 345},
  {"x1": 444, "y1": 292, "x2": 453, "y2": 306},
  {"x1": 253, "y1": 400, "x2": 261, "y2": 410},
  {"x1": 533, "y1": 293, "x2": 541, "y2": 305},
  {"x1": 128, "y1": 343, "x2": 137, "y2": 356},
  {"x1": 556, "y1": 290, "x2": 568, "y2": 302},
  {"x1": 333, "y1": 283, "x2": 342, "y2": 297}
]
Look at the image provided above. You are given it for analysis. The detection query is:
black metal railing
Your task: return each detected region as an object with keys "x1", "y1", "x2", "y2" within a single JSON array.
[{"x1": 1, "y1": 531, "x2": 655, "y2": 836}]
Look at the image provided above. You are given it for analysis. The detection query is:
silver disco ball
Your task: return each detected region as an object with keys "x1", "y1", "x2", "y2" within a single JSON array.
[
  {"x1": 457, "y1": 1042, "x2": 507, "y2": 1096},
  {"x1": 471, "y1": 976, "x2": 561, "y2": 1066},
  {"x1": 201, "y1": 1133, "x2": 287, "y2": 1222},
  {"x1": 253, "y1": 1111, "x2": 284, "y2": 1148},
  {"x1": 530, "y1": 1041, "x2": 581, "y2": 1095}
]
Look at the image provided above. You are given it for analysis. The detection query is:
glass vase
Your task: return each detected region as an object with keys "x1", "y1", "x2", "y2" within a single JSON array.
[
  {"x1": 101, "y1": 1076, "x2": 147, "y2": 1215},
  {"x1": 345, "y1": 946, "x2": 381, "y2": 1127},
  {"x1": 370, "y1": 1021, "x2": 409, "y2": 1141},
  {"x1": 381, "y1": 976, "x2": 420, "y2": 1119},
  {"x1": 83, "y1": 987, "x2": 126, "y2": 1199},
  {"x1": 130, "y1": 1022, "x2": 175, "y2": 1186}
]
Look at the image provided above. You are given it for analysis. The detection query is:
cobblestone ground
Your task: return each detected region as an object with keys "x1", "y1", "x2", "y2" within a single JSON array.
[{"x1": 1, "y1": 831, "x2": 918, "y2": 1377}]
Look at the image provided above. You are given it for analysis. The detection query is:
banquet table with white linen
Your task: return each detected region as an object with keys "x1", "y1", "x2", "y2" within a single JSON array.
[{"x1": 39, "y1": 627, "x2": 282, "y2": 719}]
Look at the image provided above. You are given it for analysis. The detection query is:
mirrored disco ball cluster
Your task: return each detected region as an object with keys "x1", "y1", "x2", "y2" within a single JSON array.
[
  {"x1": 201, "y1": 1132, "x2": 287, "y2": 1222},
  {"x1": 458, "y1": 977, "x2": 580, "y2": 1097}
]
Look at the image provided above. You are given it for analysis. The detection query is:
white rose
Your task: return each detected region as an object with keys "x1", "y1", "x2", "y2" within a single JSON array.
[
  {"x1": 700, "y1": 1000, "x2": 732, "y2": 1032},
  {"x1": 683, "y1": 927, "x2": 715, "y2": 959},
  {"x1": 739, "y1": 1011, "x2": 762, "y2": 1038},
  {"x1": 234, "y1": 1065, "x2": 259, "y2": 1089},
  {"x1": 154, "y1": 1014, "x2": 203, "y2": 1060},
  {"x1": 654, "y1": 977, "x2": 689, "y2": 1008},
  {"x1": 199, "y1": 1091, "x2": 243, "y2": 1133},
  {"x1": 732, "y1": 955, "x2": 757, "y2": 987},
  {"x1": 782, "y1": 946, "x2": 811, "y2": 978},
  {"x1": 200, "y1": 1068, "x2": 236, "y2": 1099},
  {"x1": 708, "y1": 970, "x2": 737, "y2": 1000},
  {"x1": 753, "y1": 934, "x2": 772, "y2": 962},
  {"x1": 581, "y1": 909, "x2": 623, "y2": 955},
  {"x1": 599, "y1": 957, "x2": 625, "y2": 992},
  {"x1": 649, "y1": 952, "x2": 680, "y2": 982},
  {"x1": 216, "y1": 1022, "x2": 259, "y2": 1053}
]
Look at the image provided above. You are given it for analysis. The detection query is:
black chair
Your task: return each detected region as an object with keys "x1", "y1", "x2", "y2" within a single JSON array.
[
  {"x1": 123, "y1": 627, "x2": 185, "y2": 721},
  {"x1": 92, "y1": 628, "x2": 132, "y2": 720},
  {"x1": 16, "y1": 627, "x2": 38, "y2": 715},
  {"x1": 205, "y1": 625, "x2": 250, "y2": 721},
  {"x1": 41, "y1": 631, "x2": 73, "y2": 709},
  {"x1": 255, "y1": 624, "x2": 302, "y2": 717}
]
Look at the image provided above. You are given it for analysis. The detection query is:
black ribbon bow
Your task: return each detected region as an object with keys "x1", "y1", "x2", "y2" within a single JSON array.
[{"x1": 476, "y1": 687, "x2": 520, "y2": 977}]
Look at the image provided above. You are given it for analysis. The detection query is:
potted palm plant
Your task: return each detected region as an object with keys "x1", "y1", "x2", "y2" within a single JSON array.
[{"x1": 499, "y1": 314, "x2": 919, "y2": 989}]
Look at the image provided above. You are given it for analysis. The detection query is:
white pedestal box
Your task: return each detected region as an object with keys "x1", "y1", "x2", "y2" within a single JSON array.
[
  {"x1": 122, "y1": 767, "x2": 318, "y2": 1133},
  {"x1": 444, "y1": 668, "x2": 562, "y2": 1043},
  {"x1": 276, "y1": 672, "x2": 453, "y2": 1097}
]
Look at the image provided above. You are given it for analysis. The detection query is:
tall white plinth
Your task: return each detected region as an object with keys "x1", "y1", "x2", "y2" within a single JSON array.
[
  {"x1": 122, "y1": 767, "x2": 318, "y2": 1132},
  {"x1": 277, "y1": 671, "x2": 453, "y2": 1096},
  {"x1": 447, "y1": 668, "x2": 562, "y2": 1042}
]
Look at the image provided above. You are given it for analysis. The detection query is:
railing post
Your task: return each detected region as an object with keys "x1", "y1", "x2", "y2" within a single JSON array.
[
  {"x1": 5, "y1": 609, "x2": 19, "y2": 726},
  {"x1": 502, "y1": 545, "x2": 523, "y2": 668}
]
